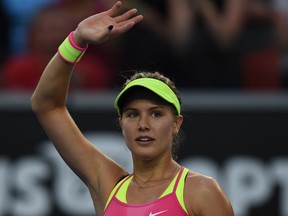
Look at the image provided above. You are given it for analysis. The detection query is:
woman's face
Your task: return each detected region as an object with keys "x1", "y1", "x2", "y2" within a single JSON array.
[{"x1": 119, "y1": 98, "x2": 183, "y2": 160}]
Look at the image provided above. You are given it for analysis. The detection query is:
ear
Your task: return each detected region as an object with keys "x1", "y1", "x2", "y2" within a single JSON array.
[
  {"x1": 118, "y1": 117, "x2": 125, "y2": 136},
  {"x1": 118, "y1": 117, "x2": 122, "y2": 128},
  {"x1": 174, "y1": 115, "x2": 183, "y2": 134}
]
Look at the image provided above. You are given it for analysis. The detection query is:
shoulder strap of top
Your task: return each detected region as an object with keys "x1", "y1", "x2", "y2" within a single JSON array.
[
  {"x1": 175, "y1": 167, "x2": 189, "y2": 214},
  {"x1": 160, "y1": 166, "x2": 184, "y2": 197},
  {"x1": 115, "y1": 174, "x2": 133, "y2": 202},
  {"x1": 173, "y1": 166, "x2": 185, "y2": 192},
  {"x1": 104, "y1": 174, "x2": 133, "y2": 210}
]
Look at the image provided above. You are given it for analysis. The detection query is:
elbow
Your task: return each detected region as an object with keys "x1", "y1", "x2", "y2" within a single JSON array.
[
  {"x1": 31, "y1": 92, "x2": 66, "y2": 114},
  {"x1": 30, "y1": 92, "x2": 52, "y2": 114},
  {"x1": 30, "y1": 93, "x2": 41, "y2": 114}
]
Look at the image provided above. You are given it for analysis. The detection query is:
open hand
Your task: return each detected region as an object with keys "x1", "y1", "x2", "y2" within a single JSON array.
[{"x1": 73, "y1": 1, "x2": 143, "y2": 46}]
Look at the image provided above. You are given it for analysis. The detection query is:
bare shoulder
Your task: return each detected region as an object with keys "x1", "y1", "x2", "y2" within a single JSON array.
[{"x1": 184, "y1": 170, "x2": 234, "y2": 216}]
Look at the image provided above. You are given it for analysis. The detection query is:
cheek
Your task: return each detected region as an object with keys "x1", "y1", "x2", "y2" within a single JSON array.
[
  {"x1": 157, "y1": 122, "x2": 175, "y2": 138},
  {"x1": 121, "y1": 122, "x2": 134, "y2": 139},
  {"x1": 121, "y1": 128, "x2": 135, "y2": 150}
]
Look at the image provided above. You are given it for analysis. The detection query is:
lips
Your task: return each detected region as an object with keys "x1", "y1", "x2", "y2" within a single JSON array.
[{"x1": 135, "y1": 136, "x2": 155, "y2": 143}]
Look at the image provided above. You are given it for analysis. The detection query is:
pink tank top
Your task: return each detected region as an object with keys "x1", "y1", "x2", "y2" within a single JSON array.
[{"x1": 104, "y1": 166, "x2": 189, "y2": 216}]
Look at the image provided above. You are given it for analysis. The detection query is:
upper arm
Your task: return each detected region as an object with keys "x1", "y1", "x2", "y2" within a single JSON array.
[
  {"x1": 185, "y1": 173, "x2": 234, "y2": 216},
  {"x1": 35, "y1": 107, "x2": 127, "y2": 190}
]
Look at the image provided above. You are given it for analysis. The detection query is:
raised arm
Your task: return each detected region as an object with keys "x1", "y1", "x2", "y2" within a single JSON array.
[{"x1": 31, "y1": 1, "x2": 142, "y2": 209}]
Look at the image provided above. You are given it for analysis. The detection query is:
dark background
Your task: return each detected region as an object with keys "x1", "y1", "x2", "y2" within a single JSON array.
[{"x1": 0, "y1": 92, "x2": 287, "y2": 216}]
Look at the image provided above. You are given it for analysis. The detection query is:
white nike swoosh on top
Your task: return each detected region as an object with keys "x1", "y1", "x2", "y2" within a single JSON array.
[{"x1": 149, "y1": 210, "x2": 168, "y2": 216}]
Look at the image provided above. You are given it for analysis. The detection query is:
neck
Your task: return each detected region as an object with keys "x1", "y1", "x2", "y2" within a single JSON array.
[{"x1": 132, "y1": 161, "x2": 181, "y2": 186}]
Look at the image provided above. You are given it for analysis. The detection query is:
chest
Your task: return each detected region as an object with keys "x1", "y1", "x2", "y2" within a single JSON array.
[{"x1": 126, "y1": 182, "x2": 170, "y2": 204}]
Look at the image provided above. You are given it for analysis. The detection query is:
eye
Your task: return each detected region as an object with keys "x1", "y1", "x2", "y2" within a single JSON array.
[
  {"x1": 126, "y1": 111, "x2": 138, "y2": 118},
  {"x1": 151, "y1": 111, "x2": 162, "y2": 118}
]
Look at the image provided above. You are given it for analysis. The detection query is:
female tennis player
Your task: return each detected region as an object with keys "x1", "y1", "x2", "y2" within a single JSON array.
[{"x1": 31, "y1": 1, "x2": 234, "y2": 215}]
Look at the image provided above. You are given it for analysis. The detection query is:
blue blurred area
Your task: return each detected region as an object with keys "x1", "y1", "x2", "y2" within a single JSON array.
[{"x1": 2, "y1": 0, "x2": 56, "y2": 54}]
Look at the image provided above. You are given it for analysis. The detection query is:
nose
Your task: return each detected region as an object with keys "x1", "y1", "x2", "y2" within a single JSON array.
[{"x1": 138, "y1": 115, "x2": 150, "y2": 131}]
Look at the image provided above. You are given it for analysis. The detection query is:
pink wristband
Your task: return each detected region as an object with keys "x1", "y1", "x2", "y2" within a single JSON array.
[{"x1": 68, "y1": 31, "x2": 88, "y2": 51}]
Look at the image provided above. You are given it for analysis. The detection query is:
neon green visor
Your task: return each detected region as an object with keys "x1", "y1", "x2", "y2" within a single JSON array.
[{"x1": 114, "y1": 78, "x2": 181, "y2": 116}]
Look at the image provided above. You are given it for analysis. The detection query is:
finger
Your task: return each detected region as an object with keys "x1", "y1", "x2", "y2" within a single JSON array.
[
  {"x1": 131, "y1": 14, "x2": 144, "y2": 25},
  {"x1": 107, "y1": 15, "x2": 143, "y2": 38},
  {"x1": 113, "y1": 22, "x2": 136, "y2": 35},
  {"x1": 114, "y1": 8, "x2": 138, "y2": 23},
  {"x1": 113, "y1": 14, "x2": 142, "y2": 33},
  {"x1": 114, "y1": 14, "x2": 143, "y2": 28},
  {"x1": 106, "y1": 1, "x2": 122, "y2": 16},
  {"x1": 119, "y1": 14, "x2": 144, "y2": 27}
]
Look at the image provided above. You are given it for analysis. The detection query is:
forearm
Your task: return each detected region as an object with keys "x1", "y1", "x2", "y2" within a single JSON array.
[
  {"x1": 31, "y1": 52, "x2": 75, "y2": 113},
  {"x1": 31, "y1": 28, "x2": 90, "y2": 113}
]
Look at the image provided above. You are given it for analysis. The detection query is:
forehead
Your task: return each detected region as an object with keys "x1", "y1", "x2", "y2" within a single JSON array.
[{"x1": 124, "y1": 98, "x2": 168, "y2": 111}]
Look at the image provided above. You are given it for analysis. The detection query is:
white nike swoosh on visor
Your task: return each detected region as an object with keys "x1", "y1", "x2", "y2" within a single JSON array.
[{"x1": 149, "y1": 210, "x2": 168, "y2": 216}]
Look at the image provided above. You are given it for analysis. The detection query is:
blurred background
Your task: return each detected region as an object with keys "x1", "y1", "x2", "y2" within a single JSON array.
[{"x1": 0, "y1": 0, "x2": 288, "y2": 215}]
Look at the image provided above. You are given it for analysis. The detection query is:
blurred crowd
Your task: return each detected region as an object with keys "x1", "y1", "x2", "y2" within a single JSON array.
[{"x1": 0, "y1": 0, "x2": 287, "y2": 92}]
